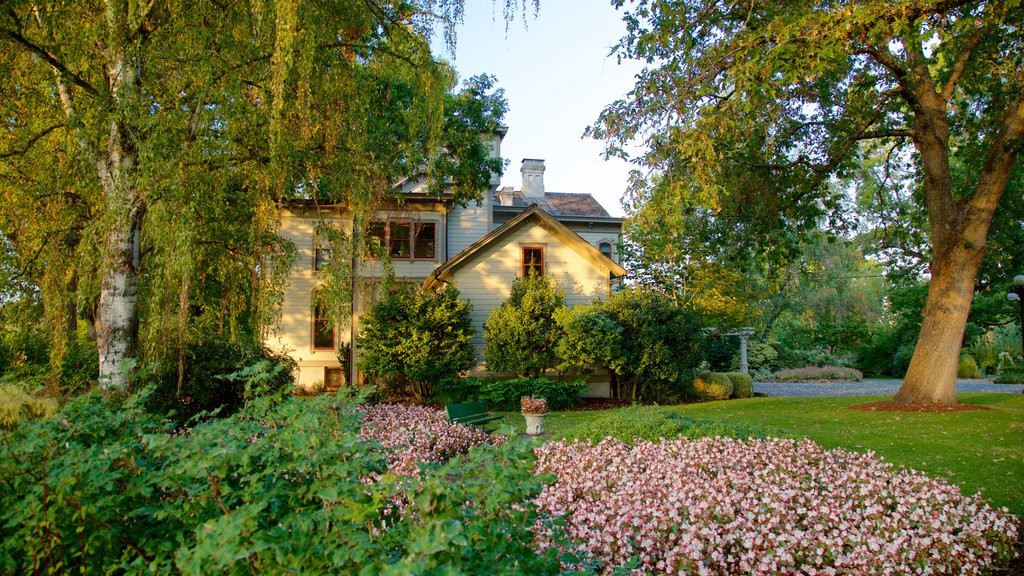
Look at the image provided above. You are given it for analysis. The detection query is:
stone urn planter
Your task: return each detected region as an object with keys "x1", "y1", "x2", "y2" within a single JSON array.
[{"x1": 520, "y1": 396, "x2": 548, "y2": 436}]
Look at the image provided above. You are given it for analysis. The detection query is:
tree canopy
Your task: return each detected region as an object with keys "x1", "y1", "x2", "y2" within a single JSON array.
[{"x1": 594, "y1": 0, "x2": 1024, "y2": 404}]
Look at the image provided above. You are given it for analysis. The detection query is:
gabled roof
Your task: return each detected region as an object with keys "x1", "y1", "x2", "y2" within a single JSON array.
[
  {"x1": 492, "y1": 191, "x2": 612, "y2": 218},
  {"x1": 423, "y1": 204, "x2": 627, "y2": 290}
]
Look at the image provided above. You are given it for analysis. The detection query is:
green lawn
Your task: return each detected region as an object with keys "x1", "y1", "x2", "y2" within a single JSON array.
[{"x1": 499, "y1": 393, "x2": 1024, "y2": 516}]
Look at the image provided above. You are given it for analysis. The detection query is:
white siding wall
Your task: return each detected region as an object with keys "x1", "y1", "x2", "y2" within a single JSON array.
[
  {"x1": 447, "y1": 200, "x2": 491, "y2": 259},
  {"x1": 450, "y1": 221, "x2": 612, "y2": 362},
  {"x1": 576, "y1": 230, "x2": 622, "y2": 264}
]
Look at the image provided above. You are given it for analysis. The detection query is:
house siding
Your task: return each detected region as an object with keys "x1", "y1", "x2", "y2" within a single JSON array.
[
  {"x1": 449, "y1": 221, "x2": 612, "y2": 362},
  {"x1": 447, "y1": 199, "x2": 492, "y2": 259}
]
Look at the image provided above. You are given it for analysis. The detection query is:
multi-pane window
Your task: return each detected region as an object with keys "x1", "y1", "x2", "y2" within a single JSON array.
[
  {"x1": 413, "y1": 222, "x2": 436, "y2": 259},
  {"x1": 324, "y1": 367, "x2": 343, "y2": 390},
  {"x1": 522, "y1": 247, "x2": 544, "y2": 277},
  {"x1": 599, "y1": 242, "x2": 613, "y2": 259},
  {"x1": 314, "y1": 237, "x2": 332, "y2": 270},
  {"x1": 312, "y1": 299, "x2": 335, "y2": 350},
  {"x1": 367, "y1": 221, "x2": 436, "y2": 260}
]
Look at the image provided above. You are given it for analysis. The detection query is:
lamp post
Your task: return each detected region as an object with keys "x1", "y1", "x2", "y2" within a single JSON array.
[{"x1": 1008, "y1": 275, "x2": 1024, "y2": 362}]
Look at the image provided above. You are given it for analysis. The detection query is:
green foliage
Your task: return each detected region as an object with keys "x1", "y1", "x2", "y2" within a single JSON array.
[
  {"x1": 358, "y1": 284, "x2": 475, "y2": 403},
  {"x1": 967, "y1": 326, "x2": 1023, "y2": 376},
  {"x1": 58, "y1": 337, "x2": 98, "y2": 396},
  {"x1": 724, "y1": 372, "x2": 753, "y2": 399},
  {"x1": 556, "y1": 288, "x2": 705, "y2": 402},
  {"x1": 558, "y1": 405, "x2": 775, "y2": 445},
  {"x1": 892, "y1": 341, "x2": 917, "y2": 377},
  {"x1": 958, "y1": 356, "x2": 983, "y2": 379},
  {"x1": 995, "y1": 366, "x2": 1024, "y2": 384},
  {"x1": 0, "y1": 383, "x2": 571, "y2": 574},
  {"x1": 146, "y1": 338, "x2": 296, "y2": 425},
  {"x1": 0, "y1": 380, "x2": 58, "y2": 429},
  {"x1": 769, "y1": 366, "x2": 865, "y2": 382},
  {"x1": 740, "y1": 343, "x2": 778, "y2": 372},
  {"x1": 687, "y1": 372, "x2": 734, "y2": 402},
  {"x1": 475, "y1": 377, "x2": 587, "y2": 412},
  {"x1": 483, "y1": 273, "x2": 565, "y2": 378}
]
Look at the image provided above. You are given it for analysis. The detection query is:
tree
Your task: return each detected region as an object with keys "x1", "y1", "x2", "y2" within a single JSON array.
[
  {"x1": 555, "y1": 288, "x2": 705, "y2": 401},
  {"x1": 1, "y1": 1, "x2": 519, "y2": 390},
  {"x1": 592, "y1": 0, "x2": 1024, "y2": 405},
  {"x1": 483, "y1": 273, "x2": 565, "y2": 378},
  {"x1": 357, "y1": 284, "x2": 475, "y2": 402}
]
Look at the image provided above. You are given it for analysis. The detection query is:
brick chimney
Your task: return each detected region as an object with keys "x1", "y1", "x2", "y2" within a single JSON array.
[{"x1": 521, "y1": 158, "x2": 545, "y2": 199}]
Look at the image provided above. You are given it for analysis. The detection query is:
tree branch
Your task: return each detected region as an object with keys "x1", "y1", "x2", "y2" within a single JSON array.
[
  {"x1": 0, "y1": 123, "x2": 63, "y2": 159},
  {"x1": 940, "y1": 23, "x2": 987, "y2": 102},
  {"x1": 1, "y1": 22, "x2": 99, "y2": 98}
]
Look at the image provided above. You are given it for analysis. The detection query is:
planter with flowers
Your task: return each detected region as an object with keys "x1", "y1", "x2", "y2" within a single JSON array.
[{"x1": 520, "y1": 396, "x2": 548, "y2": 436}]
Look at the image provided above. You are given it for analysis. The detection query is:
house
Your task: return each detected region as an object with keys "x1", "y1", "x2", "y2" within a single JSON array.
[{"x1": 265, "y1": 133, "x2": 625, "y2": 394}]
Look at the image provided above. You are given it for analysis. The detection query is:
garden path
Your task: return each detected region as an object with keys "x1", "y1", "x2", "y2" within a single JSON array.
[{"x1": 754, "y1": 378, "x2": 1024, "y2": 397}]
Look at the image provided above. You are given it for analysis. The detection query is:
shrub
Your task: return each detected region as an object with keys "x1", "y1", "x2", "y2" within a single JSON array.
[
  {"x1": 430, "y1": 376, "x2": 486, "y2": 406},
  {"x1": 0, "y1": 380, "x2": 59, "y2": 429},
  {"x1": 358, "y1": 283, "x2": 475, "y2": 402},
  {"x1": 774, "y1": 346, "x2": 837, "y2": 370},
  {"x1": 724, "y1": 371, "x2": 753, "y2": 399},
  {"x1": 770, "y1": 365, "x2": 864, "y2": 382},
  {"x1": 0, "y1": 385, "x2": 570, "y2": 574},
  {"x1": 533, "y1": 437, "x2": 1021, "y2": 575},
  {"x1": 687, "y1": 372, "x2": 733, "y2": 401},
  {"x1": 146, "y1": 336, "x2": 296, "y2": 424},
  {"x1": 995, "y1": 365, "x2": 1024, "y2": 384},
  {"x1": 476, "y1": 377, "x2": 586, "y2": 411},
  {"x1": 558, "y1": 405, "x2": 775, "y2": 445},
  {"x1": 892, "y1": 340, "x2": 917, "y2": 376},
  {"x1": 59, "y1": 338, "x2": 99, "y2": 396},
  {"x1": 958, "y1": 355, "x2": 983, "y2": 379},
  {"x1": 742, "y1": 342, "x2": 778, "y2": 371},
  {"x1": 556, "y1": 288, "x2": 705, "y2": 402},
  {"x1": 968, "y1": 326, "x2": 1022, "y2": 376},
  {"x1": 483, "y1": 273, "x2": 565, "y2": 378}
]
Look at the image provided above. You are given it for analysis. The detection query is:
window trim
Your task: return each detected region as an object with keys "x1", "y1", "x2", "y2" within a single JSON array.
[{"x1": 521, "y1": 246, "x2": 545, "y2": 278}]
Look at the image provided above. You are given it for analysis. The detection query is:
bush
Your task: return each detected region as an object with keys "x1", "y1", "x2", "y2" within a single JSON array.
[
  {"x1": 769, "y1": 365, "x2": 864, "y2": 382},
  {"x1": 892, "y1": 340, "x2": 917, "y2": 376},
  {"x1": 146, "y1": 336, "x2": 296, "y2": 424},
  {"x1": 556, "y1": 288, "x2": 705, "y2": 402},
  {"x1": 774, "y1": 346, "x2": 837, "y2": 370},
  {"x1": 59, "y1": 338, "x2": 99, "y2": 396},
  {"x1": 0, "y1": 380, "x2": 59, "y2": 429},
  {"x1": 358, "y1": 283, "x2": 475, "y2": 402},
  {"x1": 558, "y1": 405, "x2": 775, "y2": 445},
  {"x1": 958, "y1": 356, "x2": 983, "y2": 379},
  {"x1": 995, "y1": 365, "x2": 1024, "y2": 384},
  {"x1": 483, "y1": 273, "x2": 565, "y2": 378},
  {"x1": 740, "y1": 342, "x2": 778, "y2": 371},
  {"x1": 475, "y1": 377, "x2": 586, "y2": 412},
  {"x1": 687, "y1": 372, "x2": 733, "y2": 401},
  {"x1": 533, "y1": 437, "x2": 1020, "y2": 575},
  {"x1": 725, "y1": 371, "x2": 753, "y2": 399},
  {"x1": 0, "y1": 385, "x2": 571, "y2": 574}
]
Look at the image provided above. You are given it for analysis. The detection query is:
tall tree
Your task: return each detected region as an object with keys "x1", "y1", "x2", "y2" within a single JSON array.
[
  {"x1": 592, "y1": 0, "x2": 1024, "y2": 405},
  {"x1": 1, "y1": 1, "x2": 520, "y2": 389}
]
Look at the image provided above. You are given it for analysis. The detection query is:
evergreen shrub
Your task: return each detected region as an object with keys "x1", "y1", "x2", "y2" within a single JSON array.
[
  {"x1": 483, "y1": 274, "x2": 565, "y2": 378},
  {"x1": 559, "y1": 405, "x2": 775, "y2": 445},
  {"x1": 957, "y1": 356, "x2": 983, "y2": 379},
  {"x1": 476, "y1": 377, "x2": 586, "y2": 412},
  {"x1": 688, "y1": 372, "x2": 733, "y2": 401},
  {"x1": 725, "y1": 372, "x2": 754, "y2": 399}
]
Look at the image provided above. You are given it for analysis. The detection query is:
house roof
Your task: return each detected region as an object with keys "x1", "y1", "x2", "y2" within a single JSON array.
[
  {"x1": 492, "y1": 191, "x2": 612, "y2": 218},
  {"x1": 423, "y1": 204, "x2": 627, "y2": 290}
]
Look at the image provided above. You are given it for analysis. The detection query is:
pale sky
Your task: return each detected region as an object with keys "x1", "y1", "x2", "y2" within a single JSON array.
[{"x1": 437, "y1": 0, "x2": 644, "y2": 217}]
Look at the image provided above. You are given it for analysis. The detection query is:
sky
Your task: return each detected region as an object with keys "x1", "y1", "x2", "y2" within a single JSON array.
[{"x1": 434, "y1": 0, "x2": 645, "y2": 217}]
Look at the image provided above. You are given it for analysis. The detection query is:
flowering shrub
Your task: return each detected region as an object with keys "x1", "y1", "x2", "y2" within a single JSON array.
[
  {"x1": 770, "y1": 365, "x2": 864, "y2": 382},
  {"x1": 359, "y1": 403, "x2": 501, "y2": 476},
  {"x1": 533, "y1": 437, "x2": 1020, "y2": 575},
  {"x1": 521, "y1": 396, "x2": 548, "y2": 414}
]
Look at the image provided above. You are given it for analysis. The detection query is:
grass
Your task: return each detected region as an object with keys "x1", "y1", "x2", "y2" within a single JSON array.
[{"x1": 499, "y1": 392, "x2": 1024, "y2": 516}]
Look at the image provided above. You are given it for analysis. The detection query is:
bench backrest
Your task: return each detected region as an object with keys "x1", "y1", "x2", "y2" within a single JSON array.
[{"x1": 446, "y1": 401, "x2": 489, "y2": 421}]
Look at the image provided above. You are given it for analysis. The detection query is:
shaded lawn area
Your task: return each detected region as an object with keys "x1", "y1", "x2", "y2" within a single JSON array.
[{"x1": 499, "y1": 392, "x2": 1024, "y2": 516}]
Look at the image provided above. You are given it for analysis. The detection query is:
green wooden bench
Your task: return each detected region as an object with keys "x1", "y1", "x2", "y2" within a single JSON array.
[{"x1": 445, "y1": 401, "x2": 500, "y2": 429}]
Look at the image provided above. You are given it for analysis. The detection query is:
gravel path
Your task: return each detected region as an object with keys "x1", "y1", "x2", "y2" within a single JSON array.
[{"x1": 754, "y1": 378, "x2": 1024, "y2": 397}]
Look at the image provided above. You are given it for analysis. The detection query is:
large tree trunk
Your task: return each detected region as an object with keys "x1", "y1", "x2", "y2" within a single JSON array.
[
  {"x1": 95, "y1": 4, "x2": 144, "y2": 390},
  {"x1": 894, "y1": 243, "x2": 984, "y2": 404}
]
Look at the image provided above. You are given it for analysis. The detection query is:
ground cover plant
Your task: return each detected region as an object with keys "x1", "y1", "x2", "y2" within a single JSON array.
[
  {"x1": 558, "y1": 405, "x2": 778, "y2": 445},
  {"x1": 533, "y1": 437, "x2": 1020, "y2": 575}
]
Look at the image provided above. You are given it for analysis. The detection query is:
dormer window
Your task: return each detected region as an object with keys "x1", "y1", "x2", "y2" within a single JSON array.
[{"x1": 599, "y1": 241, "x2": 613, "y2": 259}]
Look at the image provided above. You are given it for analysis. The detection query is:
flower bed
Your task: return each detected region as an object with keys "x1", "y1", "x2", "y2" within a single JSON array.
[
  {"x1": 770, "y1": 365, "x2": 864, "y2": 382},
  {"x1": 533, "y1": 437, "x2": 1019, "y2": 575},
  {"x1": 359, "y1": 403, "x2": 501, "y2": 476}
]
